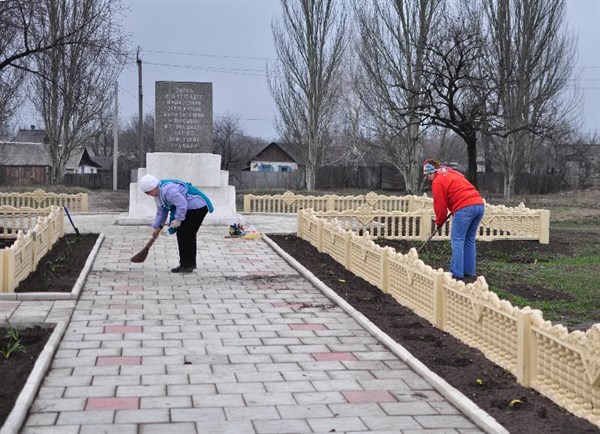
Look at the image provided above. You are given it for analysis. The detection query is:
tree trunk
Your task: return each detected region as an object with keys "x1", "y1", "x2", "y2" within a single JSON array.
[
  {"x1": 305, "y1": 163, "x2": 316, "y2": 191},
  {"x1": 465, "y1": 131, "x2": 478, "y2": 189}
]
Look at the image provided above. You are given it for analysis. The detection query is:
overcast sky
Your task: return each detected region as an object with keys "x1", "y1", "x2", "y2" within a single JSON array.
[{"x1": 113, "y1": 0, "x2": 599, "y2": 141}]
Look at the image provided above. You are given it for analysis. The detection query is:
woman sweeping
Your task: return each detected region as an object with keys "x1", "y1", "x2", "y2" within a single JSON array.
[{"x1": 139, "y1": 174, "x2": 213, "y2": 273}]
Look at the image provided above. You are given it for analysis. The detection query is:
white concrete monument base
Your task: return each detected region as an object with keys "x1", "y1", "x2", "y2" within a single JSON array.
[{"x1": 117, "y1": 152, "x2": 245, "y2": 226}]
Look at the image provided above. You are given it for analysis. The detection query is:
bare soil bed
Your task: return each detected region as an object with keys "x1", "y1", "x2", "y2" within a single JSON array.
[
  {"x1": 15, "y1": 233, "x2": 98, "y2": 293},
  {"x1": 0, "y1": 326, "x2": 53, "y2": 426},
  {"x1": 269, "y1": 233, "x2": 599, "y2": 434}
]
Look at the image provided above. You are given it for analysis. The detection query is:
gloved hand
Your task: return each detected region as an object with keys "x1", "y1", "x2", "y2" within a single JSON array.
[
  {"x1": 170, "y1": 220, "x2": 182, "y2": 229},
  {"x1": 151, "y1": 227, "x2": 162, "y2": 238}
]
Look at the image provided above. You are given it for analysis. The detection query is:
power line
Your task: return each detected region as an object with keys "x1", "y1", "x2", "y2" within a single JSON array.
[
  {"x1": 144, "y1": 61, "x2": 265, "y2": 77},
  {"x1": 141, "y1": 49, "x2": 271, "y2": 62},
  {"x1": 119, "y1": 85, "x2": 155, "y2": 111}
]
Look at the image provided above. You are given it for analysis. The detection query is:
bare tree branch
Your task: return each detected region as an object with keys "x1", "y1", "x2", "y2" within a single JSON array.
[{"x1": 268, "y1": 0, "x2": 347, "y2": 191}]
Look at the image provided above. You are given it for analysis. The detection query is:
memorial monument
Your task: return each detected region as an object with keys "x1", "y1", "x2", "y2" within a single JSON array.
[{"x1": 119, "y1": 81, "x2": 243, "y2": 226}]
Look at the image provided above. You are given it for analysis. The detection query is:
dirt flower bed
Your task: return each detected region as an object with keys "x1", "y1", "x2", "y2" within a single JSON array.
[
  {"x1": 0, "y1": 326, "x2": 53, "y2": 426},
  {"x1": 269, "y1": 234, "x2": 599, "y2": 434},
  {"x1": 15, "y1": 233, "x2": 98, "y2": 293}
]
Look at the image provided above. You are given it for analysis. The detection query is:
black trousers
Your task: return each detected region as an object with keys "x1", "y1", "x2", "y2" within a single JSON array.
[{"x1": 176, "y1": 206, "x2": 208, "y2": 268}]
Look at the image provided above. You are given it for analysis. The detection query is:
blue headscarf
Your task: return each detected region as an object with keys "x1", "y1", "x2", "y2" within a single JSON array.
[{"x1": 423, "y1": 163, "x2": 438, "y2": 175}]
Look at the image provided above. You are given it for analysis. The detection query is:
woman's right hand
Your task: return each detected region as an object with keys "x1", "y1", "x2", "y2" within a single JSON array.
[{"x1": 152, "y1": 227, "x2": 162, "y2": 238}]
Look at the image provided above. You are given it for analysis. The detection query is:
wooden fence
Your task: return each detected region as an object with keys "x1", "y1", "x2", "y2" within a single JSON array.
[
  {"x1": 0, "y1": 189, "x2": 88, "y2": 212},
  {"x1": 64, "y1": 172, "x2": 130, "y2": 190},
  {"x1": 0, "y1": 206, "x2": 64, "y2": 292},
  {"x1": 229, "y1": 171, "x2": 305, "y2": 191},
  {"x1": 0, "y1": 166, "x2": 50, "y2": 186},
  {"x1": 297, "y1": 210, "x2": 599, "y2": 428}
]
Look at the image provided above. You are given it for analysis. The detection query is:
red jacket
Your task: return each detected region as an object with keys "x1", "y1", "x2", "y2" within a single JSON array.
[{"x1": 431, "y1": 167, "x2": 484, "y2": 226}]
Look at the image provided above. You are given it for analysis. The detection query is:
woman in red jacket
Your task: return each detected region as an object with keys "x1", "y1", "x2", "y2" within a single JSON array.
[{"x1": 424, "y1": 159, "x2": 485, "y2": 281}]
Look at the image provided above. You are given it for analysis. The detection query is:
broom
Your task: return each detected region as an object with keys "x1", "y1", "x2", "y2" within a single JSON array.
[{"x1": 131, "y1": 231, "x2": 160, "y2": 263}]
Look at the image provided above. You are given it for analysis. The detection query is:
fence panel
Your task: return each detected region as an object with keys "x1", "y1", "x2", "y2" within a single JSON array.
[
  {"x1": 229, "y1": 171, "x2": 306, "y2": 190},
  {"x1": 64, "y1": 172, "x2": 129, "y2": 190},
  {"x1": 0, "y1": 189, "x2": 88, "y2": 212}
]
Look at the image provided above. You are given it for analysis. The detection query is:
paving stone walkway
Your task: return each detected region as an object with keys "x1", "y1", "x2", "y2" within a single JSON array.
[{"x1": 21, "y1": 214, "x2": 484, "y2": 433}]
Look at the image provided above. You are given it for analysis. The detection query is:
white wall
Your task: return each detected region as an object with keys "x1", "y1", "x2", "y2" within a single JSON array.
[{"x1": 250, "y1": 161, "x2": 298, "y2": 172}]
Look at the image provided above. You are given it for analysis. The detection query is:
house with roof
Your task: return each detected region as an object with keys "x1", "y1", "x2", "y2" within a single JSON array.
[
  {"x1": 0, "y1": 126, "x2": 101, "y2": 185},
  {"x1": 249, "y1": 142, "x2": 301, "y2": 173}
]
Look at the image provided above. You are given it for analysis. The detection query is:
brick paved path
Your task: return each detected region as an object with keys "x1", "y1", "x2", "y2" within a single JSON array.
[{"x1": 22, "y1": 215, "x2": 484, "y2": 433}]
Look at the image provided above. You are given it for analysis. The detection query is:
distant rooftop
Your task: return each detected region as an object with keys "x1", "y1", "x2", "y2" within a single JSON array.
[{"x1": 14, "y1": 125, "x2": 48, "y2": 144}]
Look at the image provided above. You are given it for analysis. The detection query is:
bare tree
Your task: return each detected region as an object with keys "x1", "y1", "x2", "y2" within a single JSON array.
[
  {"x1": 213, "y1": 113, "x2": 265, "y2": 171},
  {"x1": 30, "y1": 0, "x2": 128, "y2": 183},
  {"x1": 268, "y1": 0, "x2": 347, "y2": 191},
  {"x1": 325, "y1": 50, "x2": 374, "y2": 187},
  {"x1": 353, "y1": 0, "x2": 443, "y2": 194},
  {"x1": 416, "y1": 10, "x2": 493, "y2": 187},
  {"x1": 482, "y1": 0, "x2": 579, "y2": 197},
  {"x1": 0, "y1": 0, "x2": 104, "y2": 73},
  {"x1": 120, "y1": 113, "x2": 155, "y2": 165}
]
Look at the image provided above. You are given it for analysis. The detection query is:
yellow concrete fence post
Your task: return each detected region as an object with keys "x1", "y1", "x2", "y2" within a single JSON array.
[
  {"x1": 243, "y1": 195, "x2": 251, "y2": 213},
  {"x1": 296, "y1": 210, "x2": 303, "y2": 239},
  {"x1": 516, "y1": 309, "x2": 534, "y2": 387},
  {"x1": 325, "y1": 194, "x2": 335, "y2": 211},
  {"x1": 432, "y1": 272, "x2": 446, "y2": 329},
  {"x1": 380, "y1": 248, "x2": 389, "y2": 294},
  {"x1": 344, "y1": 231, "x2": 352, "y2": 270},
  {"x1": 0, "y1": 251, "x2": 4, "y2": 292},
  {"x1": 539, "y1": 210, "x2": 550, "y2": 244},
  {"x1": 316, "y1": 219, "x2": 324, "y2": 253},
  {"x1": 420, "y1": 210, "x2": 433, "y2": 241},
  {"x1": 4, "y1": 249, "x2": 15, "y2": 293},
  {"x1": 81, "y1": 193, "x2": 89, "y2": 212}
]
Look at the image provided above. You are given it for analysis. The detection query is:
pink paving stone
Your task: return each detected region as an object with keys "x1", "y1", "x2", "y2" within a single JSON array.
[
  {"x1": 342, "y1": 391, "x2": 397, "y2": 403},
  {"x1": 96, "y1": 356, "x2": 141, "y2": 366},
  {"x1": 272, "y1": 302, "x2": 304, "y2": 309},
  {"x1": 112, "y1": 285, "x2": 143, "y2": 291},
  {"x1": 86, "y1": 397, "x2": 139, "y2": 411},
  {"x1": 239, "y1": 259, "x2": 264, "y2": 263},
  {"x1": 109, "y1": 304, "x2": 143, "y2": 310},
  {"x1": 104, "y1": 326, "x2": 143, "y2": 334},
  {"x1": 0, "y1": 302, "x2": 20, "y2": 309},
  {"x1": 312, "y1": 352, "x2": 358, "y2": 361},
  {"x1": 289, "y1": 323, "x2": 328, "y2": 331}
]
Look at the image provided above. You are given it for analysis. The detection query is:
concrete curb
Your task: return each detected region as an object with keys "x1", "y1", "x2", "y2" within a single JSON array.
[
  {"x1": 0, "y1": 321, "x2": 68, "y2": 434},
  {"x1": 263, "y1": 234, "x2": 509, "y2": 434},
  {"x1": 0, "y1": 233, "x2": 104, "y2": 301},
  {"x1": 71, "y1": 233, "x2": 104, "y2": 299}
]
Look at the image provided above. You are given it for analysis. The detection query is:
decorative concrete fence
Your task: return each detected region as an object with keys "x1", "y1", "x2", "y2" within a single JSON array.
[
  {"x1": 0, "y1": 206, "x2": 64, "y2": 293},
  {"x1": 0, "y1": 189, "x2": 88, "y2": 212},
  {"x1": 245, "y1": 191, "x2": 549, "y2": 244},
  {"x1": 302, "y1": 202, "x2": 549, "y2": 244},
  {"x1": 297, "y1": 209, "x2": 600, "y2": 427},
  {"x1": 244, "y1": 191, "x2": 431, "y2": 214}
]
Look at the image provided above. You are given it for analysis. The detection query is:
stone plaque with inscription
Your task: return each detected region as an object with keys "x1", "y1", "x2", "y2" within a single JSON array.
[{"x1": 155, "y1": 81, "x2": 213, "y2": 153}]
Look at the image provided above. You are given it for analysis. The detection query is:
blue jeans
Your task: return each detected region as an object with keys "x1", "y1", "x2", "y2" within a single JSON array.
[{"x1": 450, "y1": 204, "x2": 484, "y2": 279}]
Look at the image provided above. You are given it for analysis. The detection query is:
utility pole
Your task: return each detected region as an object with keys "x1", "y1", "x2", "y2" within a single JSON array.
[
  {"x1": 137, "y1": 46, "x2": 144, "y2": 167},
  {"x1": 113, "y1": 82, "x2": 119, "y2": 191}
]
